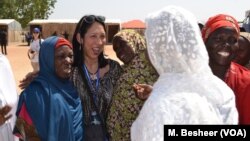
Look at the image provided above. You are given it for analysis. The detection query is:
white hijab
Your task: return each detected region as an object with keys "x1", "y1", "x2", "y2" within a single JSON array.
[
  {"x1": 131, "y1": 5, "x2": 238, "y2": 141},
  {"x1": 0, "y1": 54, "x2": 19, "y2": 141}
]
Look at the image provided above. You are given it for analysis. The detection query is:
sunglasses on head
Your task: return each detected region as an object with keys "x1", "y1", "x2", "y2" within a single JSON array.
[{"x1": 83, "y1": 15, "x2": 105, "y2": 24}]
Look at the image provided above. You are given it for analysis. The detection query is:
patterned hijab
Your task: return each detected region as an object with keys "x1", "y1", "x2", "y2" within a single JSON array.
[
  {"x1": 113, "y1": 29, "x2": 146, "y2": 55},
  {"x1": 112, "y1": 29, "x2": 158, "y2": 89},
  {"x1": 107, "y1": 29, "x2": 158, "y2": 141},
  {"x1": 131, "y1": 6, "x2": 238, "y2": 141},
  {"x1": 146, "y1": 7, "x2": 211, "y2": 75}
]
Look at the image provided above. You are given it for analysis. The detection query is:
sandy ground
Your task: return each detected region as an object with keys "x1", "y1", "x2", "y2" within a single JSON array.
[{"x1": 5, "y1": 42, "x2": 121, "y2": 94}]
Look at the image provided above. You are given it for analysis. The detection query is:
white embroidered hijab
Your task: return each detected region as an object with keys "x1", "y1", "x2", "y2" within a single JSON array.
[{"x1": 131, "y1": 5, "x2": 238, "y2": 141}]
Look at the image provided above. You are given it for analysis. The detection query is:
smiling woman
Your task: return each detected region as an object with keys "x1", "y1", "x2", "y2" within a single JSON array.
[
  {"x1": 107, "y1": 29, "x2": 158, "y2": 141},
  {"x1": 202, "y1": 14, "x2": 250, "y2": 124},
  {"x1": 112, "y1": 33, "x2": 136, "y2": 64},
  {"x1": 14, "y1": 36, "x2": 84, "y2": 141},
  {"x1": 54, "y1": 39, "x2": 73, "y2": 79},
  {"x1": 71, "y1": 14, "x2": 122, "y2": 141}
]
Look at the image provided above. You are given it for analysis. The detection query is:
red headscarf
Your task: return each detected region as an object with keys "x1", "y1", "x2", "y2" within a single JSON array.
[
  {"x1": 202, "y1": 14, "x2": 240, "y2": 43},
  {"x1": 55, "y1": 37, "x2": 72, "y2": 49}
]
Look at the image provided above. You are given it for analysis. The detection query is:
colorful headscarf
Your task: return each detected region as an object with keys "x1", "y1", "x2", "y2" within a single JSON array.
[
  {"x1": 202, "y1": 14, "x2": 240, "y2": 42},
  {"x1": 55, "y1": 37, "x2": 72, "y2": 49},
  {"x1": 107, "y1": 29, "x2": 158, "y2": 141},
  {"x1": 112, "y1": 29, "x2": 146, "y2": 54}
]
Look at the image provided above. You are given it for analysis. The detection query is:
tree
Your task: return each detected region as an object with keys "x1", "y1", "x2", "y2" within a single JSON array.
[{"x1": 0, "y1": 0, "x2": 57, "y2": 28}]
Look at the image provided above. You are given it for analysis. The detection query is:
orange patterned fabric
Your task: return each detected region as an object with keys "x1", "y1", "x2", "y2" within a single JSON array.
[{"x1": 202, "y1": 14, "x2": 240, "y2": 42}]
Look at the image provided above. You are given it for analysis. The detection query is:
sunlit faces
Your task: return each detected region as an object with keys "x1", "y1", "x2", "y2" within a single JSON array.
[
  {"x1": 205, "y1": 27, "x2": 239, "y2": 66},
  {"x1": 113, "y1": 37, "x2": 135, "y2": 64},
  {"x1": 82, "y1": 22, "x2": 106, "y2": 59},
  {"x1": 54, "y1": 45, "x2": 73, "y2": 79}
]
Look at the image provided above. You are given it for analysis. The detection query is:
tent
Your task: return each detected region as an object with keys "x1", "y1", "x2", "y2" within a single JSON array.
[
  {"x1": 0, "y1": 19, "x2": 22, "y2": 43},
  {"x1": 29, "y1": 19, "x2": 121, "y2": 44}
]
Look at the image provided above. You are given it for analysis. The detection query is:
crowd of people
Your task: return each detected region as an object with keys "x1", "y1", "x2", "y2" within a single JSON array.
[{"x1": 1, "y1": 4, "x2": 250, "y2": 141}]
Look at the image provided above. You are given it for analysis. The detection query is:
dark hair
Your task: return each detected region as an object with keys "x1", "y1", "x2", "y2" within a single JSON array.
[{"x1": 72, "y1": 15, "x2": 108, "y2": 68}]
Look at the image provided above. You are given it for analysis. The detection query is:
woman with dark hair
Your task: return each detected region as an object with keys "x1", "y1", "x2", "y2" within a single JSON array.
[
  {"x1": 71, "y1": 15, "x2": 122, "y2": 141},
  {"x1": 19, "y1": 15, "x2": 122, "y2": 141}
]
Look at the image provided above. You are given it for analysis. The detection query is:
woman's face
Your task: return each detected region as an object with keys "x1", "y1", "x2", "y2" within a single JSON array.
[
  {"x1": 205, "y1": 27, "x2": 239, "y2": 66},
  {"x1": 82, "y1": 22, "x2": 106, "y2": 60},
  {"x1": 113, "y1": 37, "x2": 135, "y2": 64},
  {"x1": 234, "y1": 36, "x2": 250, "y2": 66},
  {"x1": 33, "y1": 32, "x2": 39, "y2": 39},
  {"x1": 54, "y1": 45, "x2": 73, "y2": 79}
]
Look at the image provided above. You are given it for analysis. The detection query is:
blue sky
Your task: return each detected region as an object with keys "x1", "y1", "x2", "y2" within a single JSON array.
[{"x1": 49, "y1": 0, "x2": 250, "y2": 23}]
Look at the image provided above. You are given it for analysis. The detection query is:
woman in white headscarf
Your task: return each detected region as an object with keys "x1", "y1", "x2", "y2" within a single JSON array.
[
  {"x1": 131, "y1": 5, "x2": 238, "y2": 141},
  {"x1": 0, "y1": 53, "x2": 19, "y2": 141}
]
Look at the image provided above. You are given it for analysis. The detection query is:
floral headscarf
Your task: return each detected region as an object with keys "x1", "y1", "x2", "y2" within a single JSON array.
[
  {"x1": 107, "y1": 29, "x2": 158, "y2": 141},
  {"x1": 113, "y1": 29, "x2": 146, "y2": 54}
]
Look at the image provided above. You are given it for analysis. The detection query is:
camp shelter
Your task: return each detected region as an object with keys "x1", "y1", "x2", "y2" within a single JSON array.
[
  {"x1": 29, "y1": 19, "x2": 121, "y2": 44},
  {"x1": 0, "y1": 19, "x2": 22, "y2": 43},
  {"x1": 121, "y1": 19, "x2": 146, "y2": 35},
  {"x1": 28, "y1": 19, "x2": 78, "y2": 41},
  {"x1": 105, "y1": 19, "x2": 121, "y2": 44}
]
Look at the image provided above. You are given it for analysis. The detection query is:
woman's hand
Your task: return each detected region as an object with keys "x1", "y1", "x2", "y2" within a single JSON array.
[
  {"x1": 133, "y1": 84, "x2": 153, "y2": 101},
  {"x1": 19, "y1": 71, "x2": 39, "y2": 90},
  {"x1": 0, "y1": 105, "x2": 12, "y2": 126}
]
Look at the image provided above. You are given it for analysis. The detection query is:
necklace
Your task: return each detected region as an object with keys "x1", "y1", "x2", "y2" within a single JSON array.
[
  {"x1": 83, "y1": 64, "x2": 100, "y2": 105},
  {"x1": 87, "y1": 69, "x2": 98, "y2": 80},
  {"x1": 83, "y1": 64, "x2": 100, "y2": 91},
  {"x1": 89, "y1": 72, "x2": 98, "y2": 80}
]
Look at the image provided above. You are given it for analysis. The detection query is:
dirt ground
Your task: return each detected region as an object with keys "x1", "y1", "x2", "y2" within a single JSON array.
[{"x1": 5, "y1": 42, "x2": 121, "y2": 94}]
